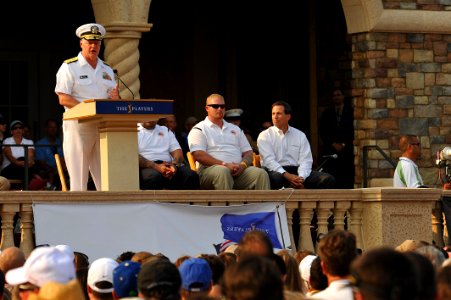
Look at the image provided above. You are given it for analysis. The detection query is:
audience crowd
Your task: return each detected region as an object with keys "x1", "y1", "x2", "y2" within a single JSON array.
[{"x1": 0, "y1": 229, "x2": 450, "y2": 299}]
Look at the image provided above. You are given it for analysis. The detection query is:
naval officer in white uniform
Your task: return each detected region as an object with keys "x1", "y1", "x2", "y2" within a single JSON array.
[{"x1": 55, "y1": 23, "x2": 120, "y2": 191}]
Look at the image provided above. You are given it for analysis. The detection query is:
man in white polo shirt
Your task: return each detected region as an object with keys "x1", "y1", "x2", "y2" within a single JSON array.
[{"x1": 188, "y1": 93, "x2": 270, "y2": 190}]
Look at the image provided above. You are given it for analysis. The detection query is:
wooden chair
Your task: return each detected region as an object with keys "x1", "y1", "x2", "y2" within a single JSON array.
[
  {"x1": 253, "y1": 153, "x2": 261, "y2": 167},
  {"x1": 7, "y1": 179, "x2": 23, "y2": 190},
  {"x1": 186, "y1": 152, "x2": 197, "y2": 171},
  {"x1": 54, "y1": 154, "x2": 68, "y2": 192}
]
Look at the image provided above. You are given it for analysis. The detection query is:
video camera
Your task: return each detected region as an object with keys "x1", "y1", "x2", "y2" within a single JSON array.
[{"x1": 437, "y1": 147, "x2": 451, "y2": 189}]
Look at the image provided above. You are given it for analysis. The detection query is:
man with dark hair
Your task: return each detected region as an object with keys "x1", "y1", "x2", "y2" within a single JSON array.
[
  {"x1": 393, "y1": 134, "x2": 425, "y2": 187},
  {"x1": 351, "y1": 247, "x2": 419, "y2": 300},
  {"x1": 319, "y1": 88, "x2": 355, "y2": 189},
  {"x1": 310, "y1": 229, "x2": 358, "y2": 300},
  {"x1": 257, "y1": 101, "x2": 335, "y2": 189},
  {"x1": 35, "y1": 118, "x2": 65, "y2": 190},
  {"x1": 222, "y1": 255, "x2": 284, "y2": 300}
]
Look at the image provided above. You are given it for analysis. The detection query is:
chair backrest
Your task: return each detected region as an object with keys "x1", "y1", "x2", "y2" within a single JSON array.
[
  {"x1": 186, "y1": 152, "x2": 197, "y2": 171},
  {"x1": 253, "y1": 153, "x2": 261, "y2": 167}
]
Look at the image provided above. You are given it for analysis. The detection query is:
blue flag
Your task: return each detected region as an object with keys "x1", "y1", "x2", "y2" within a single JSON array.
[{"x1": 220, "y1": 212, "x2": 282, "y2": 248}]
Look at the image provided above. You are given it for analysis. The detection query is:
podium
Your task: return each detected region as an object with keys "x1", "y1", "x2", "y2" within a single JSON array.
[{"x1": 63, "y1": 99, "x2": 174, "y2": 191}]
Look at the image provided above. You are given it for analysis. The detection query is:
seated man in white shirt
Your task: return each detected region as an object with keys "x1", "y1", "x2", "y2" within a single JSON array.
[
  {"x1": 257, "y1": 101, "x2": 335, "y2": 189},
  {"x1": 393, "y1": 134, "x2": 425, "y2": 187},
  {"x1": 187, "y1": 93, "x2": 270, "y2": 190},
  {"x1": 138, "y1": 120, "x2": 199, "y2": 190}
]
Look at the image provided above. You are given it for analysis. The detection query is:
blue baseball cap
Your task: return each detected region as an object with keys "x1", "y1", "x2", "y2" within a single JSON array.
[
  {"x1": 179, "y1": 258, "x2": 212, "y2": 292},
  {"x1": 113, "y1": 260, "x2": 141, "y2": 298}
]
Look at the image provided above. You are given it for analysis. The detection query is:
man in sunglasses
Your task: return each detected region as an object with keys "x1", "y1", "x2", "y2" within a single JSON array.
[
  {"x1": 393, "y1": 134, "x2": 424, "y2": 187},
  {"x1": 187, "y1": 93, "x2": 270, "y2": 190}
]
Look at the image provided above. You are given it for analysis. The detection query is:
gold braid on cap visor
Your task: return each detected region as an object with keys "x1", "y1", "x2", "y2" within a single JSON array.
[{"x1": 81, "y1": 34, "x2": 103, "y2": 40}]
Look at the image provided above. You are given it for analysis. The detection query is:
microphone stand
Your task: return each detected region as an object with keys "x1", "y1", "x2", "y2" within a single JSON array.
[
  {"x1": 316, "y1": 156, "x2": 335, "y2": 172},
  {"x1": 113, "y1": 70, "x2": 135, "y2": 99}
]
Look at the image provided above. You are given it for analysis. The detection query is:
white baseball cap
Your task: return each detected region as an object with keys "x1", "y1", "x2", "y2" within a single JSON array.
[
  {"x1": 88, "y1": 258, "x2": 119, "y2": 293},
  {"x1": 299, "y1": 255, "x2": 317, "y2": 282},
  {"x1": 55, "y1": 244, "x2": 75, "y2": 261},
  {"x1": 6, "y1": 246, "x2": 76, "y2": 287}
]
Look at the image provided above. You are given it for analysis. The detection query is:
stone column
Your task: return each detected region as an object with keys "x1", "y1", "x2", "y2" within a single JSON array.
[{"x1": 91, "y1": 0, "x2": 153, "y2": 99}]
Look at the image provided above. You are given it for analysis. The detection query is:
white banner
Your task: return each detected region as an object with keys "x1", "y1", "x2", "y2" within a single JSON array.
[{"x1": 33, "y1": 202, "x2": 290, "y2": 262}]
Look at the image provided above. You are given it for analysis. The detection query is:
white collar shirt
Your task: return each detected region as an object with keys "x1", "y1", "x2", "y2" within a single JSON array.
[
  {"x1": 309, "y1": 279, "x2": 354, "y2": 300},
  {"x1": 138, "y1": 124, "x2": 181, "y2": 162},
  {"x1": 187, "y1": 117, "x2": 252, "y2": 163},
  {"x1": 257, "y1": 125, "x2": 313, "y2": 179},
  {"x1": 55, "y1": 52, "x2": 117, "y2": 110}
]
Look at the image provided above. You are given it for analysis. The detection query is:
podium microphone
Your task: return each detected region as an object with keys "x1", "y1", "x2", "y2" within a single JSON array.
[
  {"x1": 322, "y1": 154, "x2": 338, "y2": 159},
  {"x1": 113, "y1": 69, "x2": 135, "y2": 99}
]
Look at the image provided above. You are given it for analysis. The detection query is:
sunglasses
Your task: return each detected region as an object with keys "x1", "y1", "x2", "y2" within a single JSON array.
[
  {"x1": 207, "y1": 104, "x2": 226, "y2": 109},
  {"x1": 410, "y1": 143, "x2": 421, "y2": 146},
  {"x1": 12, "y1": 126, "x2": 23, "y2": 130}
]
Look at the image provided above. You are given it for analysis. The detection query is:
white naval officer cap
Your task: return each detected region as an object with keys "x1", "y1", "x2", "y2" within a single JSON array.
[
  {"x1": 225, "y1": 108, "x2": 244, "y2": 119},
  {"x1": 75, "y1": 23, "x2": 106, "y2": 40}
]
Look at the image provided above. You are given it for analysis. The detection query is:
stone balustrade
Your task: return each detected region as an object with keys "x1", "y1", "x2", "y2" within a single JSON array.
[{"x1": 0, "y1": 188, "x2": 447, "y2": 256}]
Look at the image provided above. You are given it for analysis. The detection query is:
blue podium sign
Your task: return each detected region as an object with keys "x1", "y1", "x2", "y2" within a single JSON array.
[{"x1": 95, "y1": 100, "x2": 173, "y2": 115}]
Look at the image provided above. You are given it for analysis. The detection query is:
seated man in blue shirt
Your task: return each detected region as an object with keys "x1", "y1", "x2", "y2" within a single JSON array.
[
  {"x1": 35, "y1": 119, "x2": 65, "y2": 189},
  {"x1": 257, "y1": 101, "x2": 335, "y2": 189}
]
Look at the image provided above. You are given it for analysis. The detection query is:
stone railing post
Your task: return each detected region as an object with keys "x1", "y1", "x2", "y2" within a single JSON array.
[
  {"x1": 432, "y1": 201, "x2": 445, "y2": 247},
  {"x1": 334, "y1": 201, "x2": 351, "y2": 231},
  {"x1": 298, "y1": 202, "x2": 315, "y2": 252},
  {"x1": 19, "y1": 205, "x2": 34, "y2": 256},
  {"x1": 285, "y1": 203, "x2": 297, "y2": 253},
  {"x1": 349, "y1": 201, "x2": 364, "y2": 250},
  {"x1": 91, "y1": 0, "x2": 152, "y2": 99},
  {"x1": 0, "y1": 204, "x2": 19, "y2": 249}
]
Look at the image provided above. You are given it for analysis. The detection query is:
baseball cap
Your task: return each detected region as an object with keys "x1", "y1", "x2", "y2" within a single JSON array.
[
  {"x1": 76, "y1": 23, "x2": 106, "y2": 40},
  {"x1": 6, "y1": 246, "x2": 76, "y2": 287},
  {"x1": 179, "y1": 258, "x2": 212, "y2": 292},
  {"x1": 88, "y1": 258, "x2": 118, "y2": 293},
  {"x1": 54, "y1": 244, "x2": 75, "y2": 261},
  {"x1": 299, "y1": 255, "x2": 317, "y2": 282},
  {"x1": 113, "y1": 260, "x2": 141, "y2": 298},
  {"x1": 9, "y1": 120, "x2": 23, "y2": 129},
  {"x1": 138, "y1": 258, "x2": 181, "y2": 294}
]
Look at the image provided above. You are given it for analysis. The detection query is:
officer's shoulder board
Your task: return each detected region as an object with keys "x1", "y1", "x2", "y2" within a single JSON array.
[
  {"x1": 64, "y1": 57, "x2": 78, "y2": 64},
  {"x1": 103, "y1": 61, "x2": 111, "y2": 67}
]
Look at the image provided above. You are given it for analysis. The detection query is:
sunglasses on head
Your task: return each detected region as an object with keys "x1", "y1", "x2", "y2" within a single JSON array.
[{"x1": 207, "y1": 104, "x2": 226, "y2": 109}]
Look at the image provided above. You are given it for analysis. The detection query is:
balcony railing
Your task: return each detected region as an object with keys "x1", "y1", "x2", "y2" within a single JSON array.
[{"x1": 0, "y1": 188, "x2": 446, "y2": 257}]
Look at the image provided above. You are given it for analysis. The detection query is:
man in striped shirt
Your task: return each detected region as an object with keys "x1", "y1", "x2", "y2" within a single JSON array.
[{"x1": 393, "y1": 135, "x2": 425, "y2": 187}]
